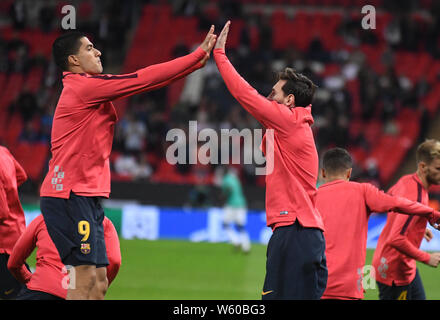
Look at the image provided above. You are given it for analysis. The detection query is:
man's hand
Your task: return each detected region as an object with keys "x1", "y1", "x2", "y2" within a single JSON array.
[
  {"x1": 427, "y1": 252, "x2": 440, "y2": 267},
  {"x1": 214, "y1": 20, "x2": 231, "y2": 50},
  {"x1": 200, "y1": 25, "x2": 217, "y2": 56},
  {"x1": 200, "y1": 53, "x2": 210, "y2": 66},
  {"x1": 424, "y1": 228, "x2": 434, "y2": 242},
  {"x1": 428, "y1": 210, "x2": 440, "y2": 230}
]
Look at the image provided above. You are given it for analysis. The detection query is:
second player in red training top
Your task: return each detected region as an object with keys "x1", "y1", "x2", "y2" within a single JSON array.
[
  {"x1": 0, "y1": 146, "x2": 28, "y2": 255},
  {"x1": 7, "y1": 215, "x2": 120, "y2": 299},
  {"x1": 40, "y1": 46, "x2": 208, "y2": 199},
  {"x1": 213, "y1": 48, "x2": 323, "y2": 232},
  {"x1": 317, "y1": 178, "x2": 440, "y2": 299}
]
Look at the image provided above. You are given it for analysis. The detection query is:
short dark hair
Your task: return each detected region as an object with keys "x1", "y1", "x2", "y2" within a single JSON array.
[
  {"x1": 416, "y1": 139, "x2": 440, "y2": 165},
  {"x1": 278, "y1": 68, "x2": 317, "y2": 107},
  {"x1": 52, "y1": 31, "x2": 86, "y2": 71},
  {"x1": 322, "y1": 148, "x2": 353, "y2": 175}
]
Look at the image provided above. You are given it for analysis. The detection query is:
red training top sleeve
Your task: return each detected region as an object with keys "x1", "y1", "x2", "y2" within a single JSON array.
[
  {"x1": 13, "y1": 156, "x2": 27, "y2": 187},
  {"x1": 386, "y1": 217, "x2": 431, "y2": 263},
  {"x1": 103, "y1": 217, "x2": 121, "y2": 285},
  {"x1": 0, "y1": 155, "x2": 10, "y2": 221},
  {"x1": 213, "y1": 48, "x2": 296, "y2": 133},
  {"x1": 7, "y1": 218, "x2": 38, "y2": 283},
  {"x1": 378, "y1": 181, "x2": 431, "y2": 263},
  {"x1": 0, "y1": 183, "x2": 8, "y2": 221},
  {"x1": 74, "y1": 47, "x2": 207, "y2": 106},
  {"x1": 2, "y1": 147, "x2": 27, "y2": 186},
  {"x1": 363, "y1": 183, "x2": 435, "y2": 218},
  {"x1": 143, "y1": 62, "x2": 204, "y2": 92}
]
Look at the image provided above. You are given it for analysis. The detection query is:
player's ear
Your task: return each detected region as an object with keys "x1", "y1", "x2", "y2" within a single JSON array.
[
  {"x1": 68, "y1": 54, "x2": 80, "y2": 67},
  {"x1": 285, "y1": 93, "x2": 295, "y2": 108},
  {"x1": 321, "y1": 168, "x2": 326, "y2": 179},
  {"x1": 346, "y1": 168, "x2": 352, "y2": 180},
  {"x1": 418, "y1": 161, "x2": 427, "y2": 174}
]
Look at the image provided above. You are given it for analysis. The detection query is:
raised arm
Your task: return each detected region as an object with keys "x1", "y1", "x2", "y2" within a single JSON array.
[
  {"x1": 213, "y1": 21, "x2": 289, "y2": 131},
  {"x1": 138, "y1": 59, "x2": 206, "y2": 93},
  {"x1": 77, "y1": 27, "x2": 217, "y2": 105}
]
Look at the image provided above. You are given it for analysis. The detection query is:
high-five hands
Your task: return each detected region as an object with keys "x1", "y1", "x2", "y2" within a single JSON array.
[
  {"x1": 199, "y1": 21, "x2": 231, "y2": 66},
  {"x1": 200, "y1": 25, "x2": 217, "y2": 65},
  {"x1": 214, "y1": 20, "x2": 231, "y2": 50}
]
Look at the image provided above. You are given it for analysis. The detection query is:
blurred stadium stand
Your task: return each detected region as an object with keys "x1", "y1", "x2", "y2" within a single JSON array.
[{"x1": 1, "y1": 0, "x2": 440, "y2": 208}]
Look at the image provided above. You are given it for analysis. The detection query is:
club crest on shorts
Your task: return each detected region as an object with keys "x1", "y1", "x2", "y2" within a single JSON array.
[{"x1": 80, "y1": 243, "x2": 91, "y2": 254}]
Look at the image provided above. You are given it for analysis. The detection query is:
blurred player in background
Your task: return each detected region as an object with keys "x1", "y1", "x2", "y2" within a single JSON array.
[
  {"x1": 214, "y1": 165, "x2": 251, "y2": 253},
  {"x1": 0, "y1": 145, "x2": 28, "y2": 300},
  {"x1": 40, "y1": 28, "x2": 217, "y2": 300},
  {"x1": 8, "y1": 215, "x2": 120, "y2": 300},
  {"x1": 213, "y1": 21, "x2": 326, "y2": 300},
  {"x1": 372, "y1": 139, "x2": 440, "y2": 300},
  {"x1": 316, "y1": 148, "x2": 440, "y2": 300}
]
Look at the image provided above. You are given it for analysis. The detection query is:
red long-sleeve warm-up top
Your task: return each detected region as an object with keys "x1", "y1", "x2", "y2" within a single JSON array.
[
  {"x1": 8, "y1": 215, "x2": 121, "y2": 299},
  {"x1": 0, "y1": 146, "x2": 27, "y2": 255},
  {"x1": 214, "y1": 48, "x2": 323, "y2": 231},
  {"x1": 40, "y1": 47, "x2": 207, "y2": 199},
  {"x1": 316, "y1": 179, "x2": 440, "y2": 299},
  {"x1": 373, "y1": 173, "x2": 435, "y2": 287}
]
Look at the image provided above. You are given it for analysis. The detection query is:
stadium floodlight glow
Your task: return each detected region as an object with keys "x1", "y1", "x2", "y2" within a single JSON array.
[{"x1": 166, "y1": 121, "x2": 274, "y2": 175}]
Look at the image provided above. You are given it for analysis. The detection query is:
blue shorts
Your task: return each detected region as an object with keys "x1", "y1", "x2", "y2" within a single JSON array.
[
  {"x1": 40, "y1": 192, "x2": 109, "y2": 267},
  {"x1": 262, "y1": 220, "x2": 327, "y2": 300}
]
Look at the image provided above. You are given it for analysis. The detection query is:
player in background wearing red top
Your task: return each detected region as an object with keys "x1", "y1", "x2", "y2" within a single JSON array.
[
  {"x1": 316, "y1": 148, "x2": 440, "y2": 300},
  {"x1": 42, "y1": 29, "x2": 217, "y2": 300},
  {"x1": 0, "y1": 146, "x2": 28, "y2": 299},
  {"x1": 372, "y1": 139, "x2": 440, "y2": 300},
  {"x1": 7, "y1": 215, "x2": 120, "y2": 300},
  {"x1": 213, "y1": 22, "x2": 326, "y2": 299}
]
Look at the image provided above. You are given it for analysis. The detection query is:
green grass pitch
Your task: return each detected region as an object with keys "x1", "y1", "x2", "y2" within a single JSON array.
[
  {"x1": 27, "y1": 239, "x2": 440, "y2": 299},
  {"x1": 107, "y1": 239, "x2": 440, "y2": 300}
]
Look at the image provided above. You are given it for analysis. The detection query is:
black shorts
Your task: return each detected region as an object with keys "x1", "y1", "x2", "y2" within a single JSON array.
[
  {"x1": 40, "y1": 192, "x2": 109, "y2": 267},
  {"x1": 15, "y1": 287, "x2": 63, "y2": 300},
  {"x1": 262, "y1": 220, "x2": 327, "y2": 300},
  {"x1": 0, "y1": 254, "x2": 27, "y2": 300},
  {"x1": 377, "y1": 269, "x2": 426, "y2": 300}
]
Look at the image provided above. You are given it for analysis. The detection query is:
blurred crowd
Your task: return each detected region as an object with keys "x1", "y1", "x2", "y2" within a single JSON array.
[{"x1": 1, "y1": 0, "x2": 440, "y2": 190}]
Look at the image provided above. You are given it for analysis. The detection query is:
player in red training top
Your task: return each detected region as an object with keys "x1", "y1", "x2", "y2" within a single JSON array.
[
  {"x1": 40, "y1": 29, "x2": 217, "y2": 300},
  {"x1": 372, "y1": 139, "x2": 440, "y2": 300},
  {"x1": 7, "y1": 215, "x2": 120, "y2": 300},
  {"x1": 0, "y1": 145, "x2": 28, "y2": 299},
  {"x1": 316, "y1": 148, "x2": 440, "y2": 300},
  {"x1": 213, "y1": 22, "x2": 326, "y2": 299}
]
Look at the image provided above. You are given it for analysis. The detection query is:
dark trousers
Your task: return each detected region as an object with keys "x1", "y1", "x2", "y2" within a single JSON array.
[
  {"x1": 262, "y1": 220, "x2": 327, "y2": 300},
  {"x1": 377, "y1": 269, "x2": 426, "y2": 300},
  {"x1": 0, "y1": 254, "x2": 27, "y2": 300},
  {"x1": 15, "y1": 287, "x2": 63, "y2": 300}
]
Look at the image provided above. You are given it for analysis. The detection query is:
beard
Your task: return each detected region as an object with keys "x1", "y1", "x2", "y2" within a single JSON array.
[{"x1": 426, "y1": 169, "x2": 440, "y2": 186}]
